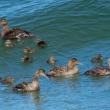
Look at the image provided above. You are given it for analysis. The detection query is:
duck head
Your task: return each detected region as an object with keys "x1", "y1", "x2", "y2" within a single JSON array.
[
  {"x1": 47, "y1": 56, "x2": 56, "y2": 66},
  {"x1": 24, "y1": 47, "x2": 35, "y2": 54},
  {"x1": 34, "y1": 69, "x2": 48, "y2": 79},
  {"x1": 5, "y1": 40, "x2": 14, "y2": 48},
  {"x1": 37, "y1": 40, "x2": 47, "y2": 48},
  {"x1": 0, "y1": 18, "x2": 8, "y2": 26},
  {"x1": 21, "y1": 55, "x2": 33, "y2": 63},
  {"x1": 67, "y1": 58, "x2": 81, "y2": 70},
  {"x1": 0, "y1": 18, "x2": 10, "y2": 36},
  {"x1": 91, "y1": 54, "x2": 103, "y2": 66}
]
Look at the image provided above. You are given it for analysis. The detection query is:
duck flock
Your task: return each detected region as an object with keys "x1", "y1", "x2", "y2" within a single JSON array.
[{"x1": 0, "y1": 18, "x2": 110, "y2": 93}]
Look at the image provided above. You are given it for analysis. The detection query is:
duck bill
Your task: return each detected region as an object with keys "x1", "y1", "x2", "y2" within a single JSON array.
[{"x1": 78, "y1": 62, "x2": 83, "y2": 65}]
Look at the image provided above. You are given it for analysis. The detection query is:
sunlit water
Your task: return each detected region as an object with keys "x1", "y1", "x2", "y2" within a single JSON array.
[{"x1": 0, "y1": 0, "x2": 110, "y2": 110}]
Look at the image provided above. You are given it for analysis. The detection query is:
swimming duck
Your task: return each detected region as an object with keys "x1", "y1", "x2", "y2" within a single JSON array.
[
  {"x1": 21, "y1": 54, "x2": 33, "y2": 63},
  {"x1": 47, "y1": 58, "x2": 81, "y2": 77},
  {"x1": 24, "y1": 47, "x2": 35, "y2": 54},
  {"x1": 84, "y1": 58, "x2": 110, "y2": 76},
  {"x1": 0, "y1": 18, "x2": 33, "y2": 40},
  {"x1": 0, "y1": 76, "x2": 14, "y2": 84},
  {"x1": 91, "y1": 54, "x2": 103, "y2": 67},
  {"x1": 37, "y1": 40, "x2": 47, "y2": 48},
  {"x1": 47, "y1": 56, "x2": 56, "y2": 66},
  {"x1": 4, "y1": 39, "x2": 14, "y2": 48},
  {"x1": 13, "y1": 69, "x2": 48, "y2": 92}
]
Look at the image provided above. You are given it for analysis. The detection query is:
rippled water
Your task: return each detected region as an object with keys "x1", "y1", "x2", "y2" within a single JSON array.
[{"x1": 1, "y1": 0, "x2": 110, "y2": 110}]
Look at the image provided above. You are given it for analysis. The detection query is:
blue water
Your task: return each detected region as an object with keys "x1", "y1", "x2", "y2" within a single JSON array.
[{"x1": 1, "y1": 0, "x2": 110, "y2": 110}]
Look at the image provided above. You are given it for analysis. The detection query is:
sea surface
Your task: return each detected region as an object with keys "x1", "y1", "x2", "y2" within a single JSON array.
[{"x1": 0, "y1": 0, "x2": 110, "y2": 110}]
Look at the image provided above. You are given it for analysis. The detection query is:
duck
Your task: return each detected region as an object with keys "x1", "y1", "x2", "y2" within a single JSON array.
[
  {"x1": 13, "y1": 69, "x2": 48, "y2": 92},
  {"x1": 47, "y1": 56, "x2": 56, "y2": 66},
  {"x1": 21, "y1": 54, "x2": 33, "y2": 63},
  {"x1": 23, "y1": 47, "x2": 35, "y2": 55},
  {"x1": 46, "y1": 58, "x2": 81, "y2": 77},
  {"x1": 4, "y1": 39, "x2": 15, "y2": 48},
  {"x1": 37, "y1": 40, "x2": 47, "y2": 48},
  {"x1": 0, "y1": 76, "x2": 14, "y2": 84},
  {"x1": 84, "y1": 58, "x2": 110, "y2": 76},
  {"x1": 91, "y1": 54, "x2": 103, "y2": 67},
  {"x1": 47, "y1": 56, "x2": 58, "y2": 71},
  {"x1": 0, "y1": 18, "x2": 33, "y2": 40}
]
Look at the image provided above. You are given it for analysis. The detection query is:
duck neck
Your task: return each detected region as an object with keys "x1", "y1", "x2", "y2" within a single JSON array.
[
  {"x1": 1, "y1": 25, "x2": 10, "y2": 36},
  {"x1": 32, "y1": 77, "x2": 39, "y2": 85},
  {"x1": 32, "y1": 78, "x2": 38, "y2": 84},
  {"x1": 30, "y1": 78, "x2": 39, "y2": 90},
  {"x1": 32, "y1": 76, "x2": 39, "y2": 81},
  {"x1": 67, "y1": 64, "x2": 76, "y2": 71}
]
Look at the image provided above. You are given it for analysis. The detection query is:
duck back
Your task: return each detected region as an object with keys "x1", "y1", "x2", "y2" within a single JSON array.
[{"x1": 3, "y1": 28, "x2": 33, "y2": 40}]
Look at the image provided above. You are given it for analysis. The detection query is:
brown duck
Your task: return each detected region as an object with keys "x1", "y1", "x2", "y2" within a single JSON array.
[
  {"x1": 84, "y1": 58, "x2": 110, "y2": 76},
  {"x1": 0, "y1": 76, "x2": 14, "y2": 84},
  {"x1": 91, "y1": 54, "x2": 103, "y2": 67},
  {"x1": 0, "y1": 18, "x2": 33, "y2": 40},
  {"x1": 13, "y1": 69, "x2": 48, "y2": 92},
  {"x1": 47, "y1": 58, "x2": 81, "y2": 77}
]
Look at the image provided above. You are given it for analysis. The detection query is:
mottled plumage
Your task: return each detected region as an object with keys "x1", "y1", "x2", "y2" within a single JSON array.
[
  {"x1": 0, "y1": 19, "x2": 33, "y2": 40},
  {"x1": 84, "y1": 58, "x2": 110, "y2": 76},
  {"x1": 13, "y1": 69, "x2": 48, "y2": 92},
  {"x1": 3, "y1": 28, "x2": 33, "y2": 40},
  {"x1": 47, "y1": 58, "x2": 80, "y2": 77},
  {"x1": 84, "y1": 67, "x2": 110, "y2": 76}
]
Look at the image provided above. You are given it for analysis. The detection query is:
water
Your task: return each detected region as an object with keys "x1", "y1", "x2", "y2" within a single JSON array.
[{"x1": 0, "y1": 0, "x2": 110, "y2": 110}]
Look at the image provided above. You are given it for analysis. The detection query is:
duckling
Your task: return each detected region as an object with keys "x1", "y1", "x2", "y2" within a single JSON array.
[
  {"x1": 47, "y1": 58, "x2": 81, "y2": 77},
  {"x1": 47, "y1": 56, "x2": 58, "y2": 71},
  {"x1": 0, "y1": 18, "x2": 33, "y2": 40},
  {"x1": 24, "y1": 47, "x2": 35, "y2": 54},
  {"x1": 4, "y1": 39, "x2": 14, "y2": 48},
  {"x1": 37, "y1": 40, "x2": 47, "y2": 48},
  {"x1": 47, "y1": 56, "x2": 56, "y2": 66},
  {"x1": 13, "y1": 69, "x2": 48, "y2": 92},
  {"x1": 84, "y1": 58, "x2": 110, "y2": 76},
  {"x1": 21, "y1": 55, "x2": 33, "y2": 63},
  {"x1": 0, "y1": 76, "x2": 14, "y2": 84},
  {"x1": 91, "y1": 54, "x2": 103, "y2": 67}
]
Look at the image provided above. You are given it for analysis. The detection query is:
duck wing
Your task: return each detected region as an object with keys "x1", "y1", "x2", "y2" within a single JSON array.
[
  {"x1": 3, "y1": 28, "x2": 33, "y2": 40},
  {"x1": 84, "y1": 69, "x2": 100, "y2": 76},
  {"x1": 84, "y1": 66, "x2": 110, "y2": 76},
  {"x1": 13, "y1": 82, "x2": 28, "y2": 91},
  {"x1": 47, "y1": 67, "x2": 65, "y2": 77}
]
